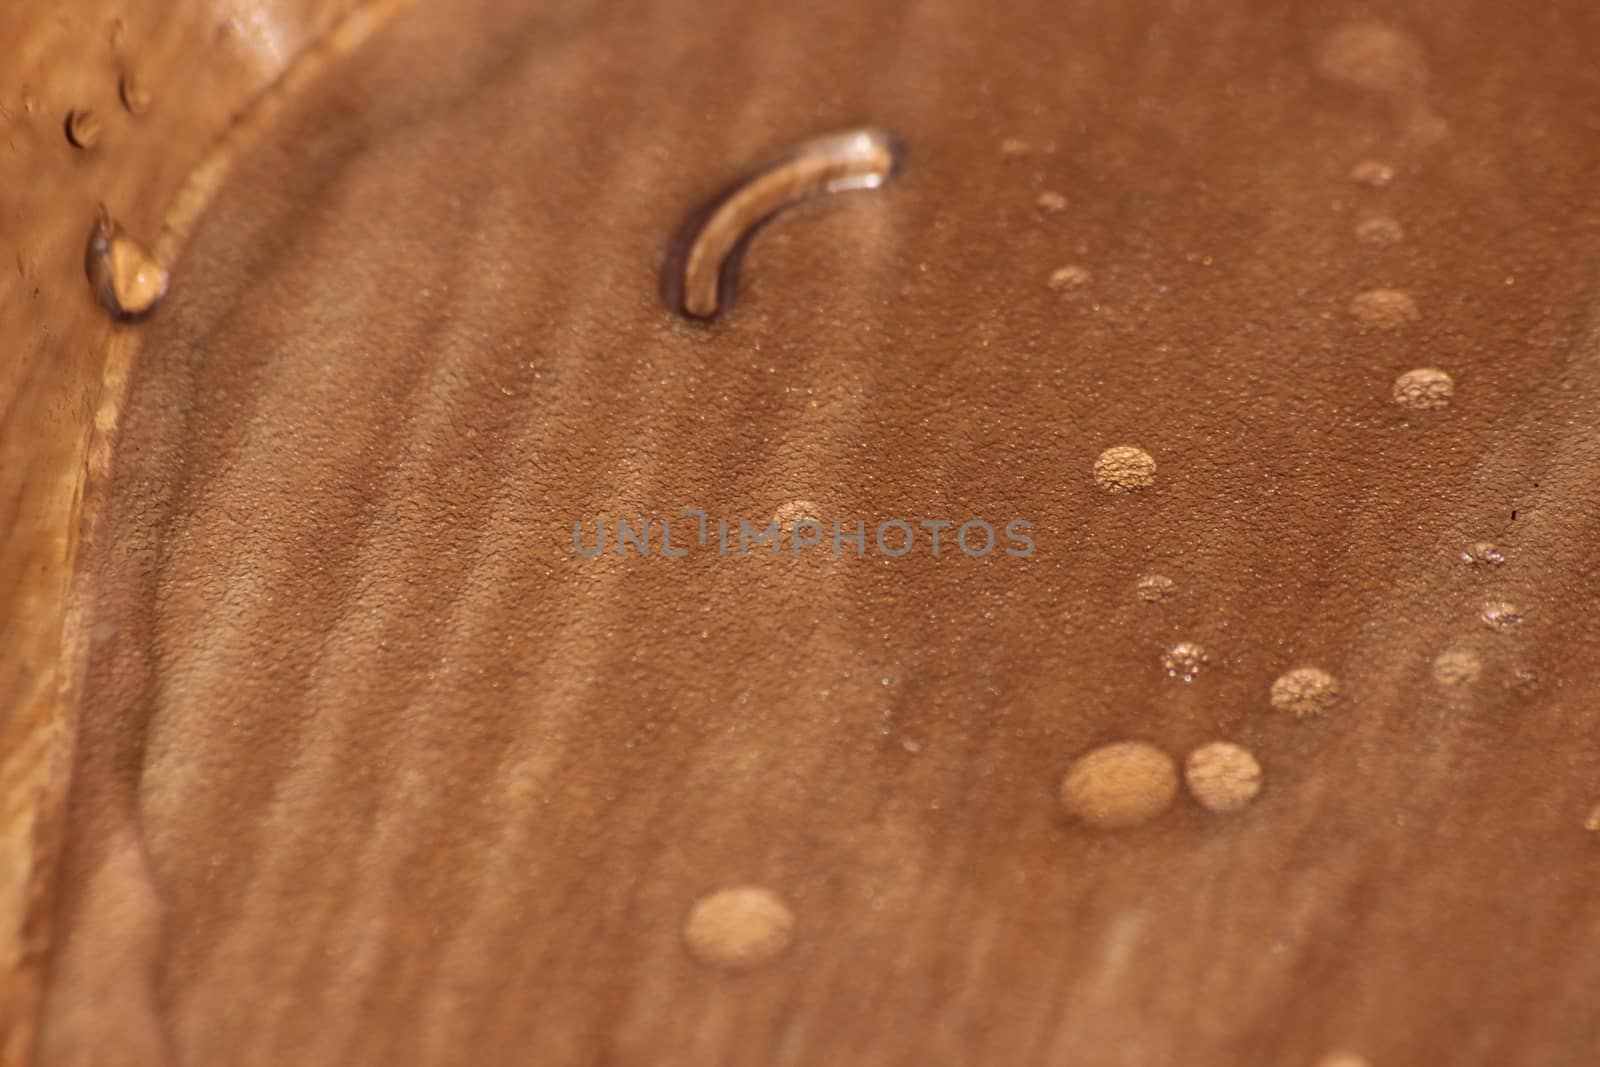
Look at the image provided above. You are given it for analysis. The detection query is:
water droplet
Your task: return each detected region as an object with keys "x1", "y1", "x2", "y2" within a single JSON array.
[
  {"x1": 661, "y1": 127, "x2": 903, "y2": 320},
  {"x1": 20, "y1": 86, "x2": 39, "y2": 117},
  {"x1": 1184, "y1": 742, "x2": 1263, "y2": 813},
  {"x1": 683, "y1": 887, "x2": 794, "y2": 970},
  {"x1": 1481, "y1": 601, "x2": 1524, "y2": 633},
  {"x1": 1460, "y1": 542, "x2": 1505, "y2": 568},
  {"x1": 1356, "y1": 215, "x2": 1404, "y2": 246},
  {"x1": 64, "y1": 109, "x2": 101, "y2": 149},
  {"x1": 84, "y1": 207, "x2": 168, "y2": 319},
  {"x1": 1269, "y1": 667, "x2": 1341, "y2": 718},
  {"x1": 119, "y1": 73, "x2": 151, "y2": 115},
  {"x1": 999, "y1": 137, "x2": 1030, "y2": 158},
  {"x1": 1094, "y1": 445, "x2": 1157, "y2": 493},
  {"x1": 1432, "y1": 648, "x2": 1482, "y2": 688},
  {"x1": 1316, "y1": 1054, "x2": 1373, "y2": 1067},
  {"x1": 1059, "y1": 741, "x2": 1178, "y2": 830},
  {"x1": 1350, "y1": 289, "x2": 1419, "y2": 329},
  {"x1": 1035, "y1": 190, "x2": 1068, "y2": 214},
  {"x1": 1508, "y1": 666, "x2": 1541, "y2": 694},
  {"x1": 1392, "y1": 367, "x2": 1454, "y2": 410},
  {"x1": 1162, "y1": 641, "x2": 1209, "y2": 682},
  {"x1": 1134, "y1": 573, "x2": 1177, "y2": 603},
  {"x1": 1048, "y1": 264, "x2": 1092, "y2": 292},
  {"x1": 1350, "y1": 159, "x2": 1395, "y2": 186},
  {"x1": 1316, "y1": 22, "x2": 1428, "y2": 97},
  {"x1": 1584, "y1": 804, "x2": 1600, "y2": 833}
]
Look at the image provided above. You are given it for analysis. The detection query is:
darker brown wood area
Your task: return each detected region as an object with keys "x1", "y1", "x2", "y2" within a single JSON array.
[{"x1": 42, "y1": 1, "x2": 1600, "y2": 1064}]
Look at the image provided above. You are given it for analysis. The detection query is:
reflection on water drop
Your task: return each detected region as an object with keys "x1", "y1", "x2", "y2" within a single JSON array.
[
  {"x1": 1432, "y1": 648, "x2": 1482, "y2": 687},
  {"x1": 1048, "y1": 264, "x2": 1092, "y2": 292},
  {"x1": 1356, "y1": 216, "x2": 1404, "y2": 246},
  {"x1": 1481, "y1": 601, "x2": 1524, "y2": 633},
  {"x1": 683, "y1": 887, "x2": 795, "y2": 970},
  {"x1": 1134, "y1": 574, "x2": 1176, "y2": 603},
  {"x1": 1184, "y1": 742, "x2": 1263, "y2": 813},
  {"x1": 1351, "y1": 159, "x2": 1395, "y2": 186},
  {"x1": 1094, "y1": 446, "x2": 1157, "y2": 493},
  {"x1": 84, "y1": 207, "x2": 168, "y2": 319},
  {"x1": 1162, "y1": 641, "x2": 1209, "y2": 682},
  {"x1": 1460, "y1": 542, "x2": 1505, "y2": 568},
  {"x1": 65, "y1": 109, "x2": 102, "y2": 149},
  {"x1": 1059, "y1": 741, "x2": 1178, "y2": 830},
  {"x1": 1392, "y1": 367, "x2": 1454, "y2": 410},
  {"x1": 1269, "y1": 667, "x2": 1341, "y2": 718},
  {"x1": 1350, "y1": 289, "x2": 1419, "y2": 329}
]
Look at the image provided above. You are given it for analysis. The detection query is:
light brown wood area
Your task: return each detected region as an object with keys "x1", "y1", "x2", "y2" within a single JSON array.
[{"x1": 8, "y1": 0, "x2": 1600, "y2": 1065}]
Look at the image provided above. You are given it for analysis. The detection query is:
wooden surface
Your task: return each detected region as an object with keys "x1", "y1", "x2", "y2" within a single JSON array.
[{"x1": 9, "y1": 0, "x2": 1600, "y2": 1064}]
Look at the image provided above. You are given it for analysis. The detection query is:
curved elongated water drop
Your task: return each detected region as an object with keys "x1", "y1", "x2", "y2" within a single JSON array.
[{"x1": 662, "y1": 127, "x2": 904, "y2": 320}]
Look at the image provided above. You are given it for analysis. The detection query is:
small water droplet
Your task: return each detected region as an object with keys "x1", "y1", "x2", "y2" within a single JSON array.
[
  {"x1": 1059, "y1": 741, "x2": 1178, "y2": 830},
  {"x1": 1094, "y1": 445, "x2": 1157, "y2": 493},
  {"x1": 64, "y1": 109, "x2": 101, "y2": 149},
  {"x1": 1432, "y1": 648, "x2": 1482, "y2": 688},
  {"x1": 1350, "y1": 289, "x2": 1419, "y2": 329},
  {"x1": 84, "y1": 206, "x2": 168, "y2": 319},
  {"x1": 1460, "y1": 542, "x2": 1505, "y2": 568},
  {"x1": 683, "y1": 887, "x2": 794, "y2": 970},
  {"x1": 1584, "y1": 803, "x2": 1600, "y2": 833},
  {"x1": 1481, "y1": 601, "x2": 1524, "y2": 633},
  {"x1": 1162, "y1": 641, "x2": 1209, "y2": 682},
  {"x1": 1134, "y1": 574, "x2": 1177, "y2": 603},
  {"x1": 1316, "y1": 1054, "x2": 1373, "y2": 1067},
  {"x1": 1350, "y1": 159, "x2": 1396, "y2": 186},
  {"x1": 900, "y1": 738, "x2": 922, "y2": 754},
  {"x1": 1392, "y1": 367, "x2": 1454, "y2": 410},
  {"x1": 119, "y1": 73, "x2": 151, "y2": 115},
  {"x1": 1269, "y1": 667, "x2": 1341, "y2": 718},
  {"x1": 1184, "y1": 742, "x2": 1263, "y2": 813},
  {"x1": 1035, "y1": 190, "x2": 1068, "y2": 215},
  {"x1": 20, "y1": 86, "x2": 39, "y2": 117},
  {"x1": 1048, "y1": 264, "x2": 1092, "y2": 292},
  {"x1": 999, "y1": 137, "x2": 1030, "y2": 158},
  {"x1": 1355, "y1": 215, "x2": 1404, "y2": 246}
]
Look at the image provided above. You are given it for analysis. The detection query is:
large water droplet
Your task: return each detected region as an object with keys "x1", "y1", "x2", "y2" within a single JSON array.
[
  {"x1": 1432, "y1": 648, "x2": 1482, "y2": 687},
  {"x1": 1392, "y1": 367, "x2": 1454, "y2": 410},
  {"x1": 1184, "y1": 742, "x2": 1263, "y2": 813},
  {"x1": 1059, "y1": 741, "x2": 1178, "y2": 830},
  {"x1": 1355, "y1": 215, "x2": 1405, "y2": 246},
  {"x1": 1162, "y1": 641, "x2": 1209, "y2": 682},
  {"x1": 661, "y1": 127, "x2": 903, "y2": 320},
  {"x1": 1134, "y1": 573, "x2": 1177, "y2": 603},
  {"x1": 1350, "y1": 289, "x2": 1419, "y2": 329},
  {"x1": 1269, "y1": 667, "x2": 1341, "y2": 718},
  {"x1": 683, "y1": 887, "x2": 795, "y2": 970},
  {"x1": 84, "y1": 207, "x2": 168, "y2": 319},
  {"x1": 1481, "y1": 601, "x2": 1524, "y2": 633},
  {"x1": 1094, "y1": 445, "x2": 1157, "y2": 493},
  {"x1": 65, "y1": 108, "x2": 102, "y2": 149}
]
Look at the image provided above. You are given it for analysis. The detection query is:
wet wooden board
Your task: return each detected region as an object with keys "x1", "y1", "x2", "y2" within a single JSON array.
[{"x1": 11, "y1": 0, "x2": 1600, "y2": 1064}]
